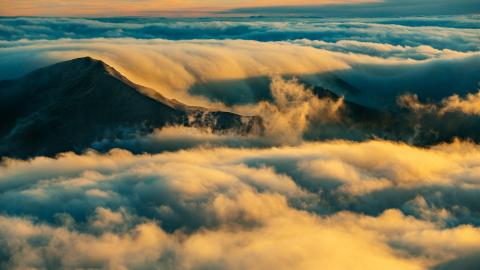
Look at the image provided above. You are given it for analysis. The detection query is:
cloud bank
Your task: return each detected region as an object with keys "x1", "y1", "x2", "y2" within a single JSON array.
[
  {"x1": 2, "y1": 140, "x2": 480, "y2": 269},
  {"x1": 2, "y1": 36, "x2": 480, "y2": 146},
  {"x1": 1, "y1": 38, "x2": 479, "y2": 109},
  {"x1": 1, "y1": 16, "x2": 479, "y2": 52}
]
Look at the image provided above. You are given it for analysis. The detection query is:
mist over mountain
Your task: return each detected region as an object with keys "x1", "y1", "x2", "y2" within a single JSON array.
[
  {"x1": 2, "y1": 56, "x2": 480, "y2": 159},
  {"x1": 304, "y1": 84, "x2": 480, "y2": 146},
  {"x1": 0, "y1": 57, "x2": 263, "y2": 158}
]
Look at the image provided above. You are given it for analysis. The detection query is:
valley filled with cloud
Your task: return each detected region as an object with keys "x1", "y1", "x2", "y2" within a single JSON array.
[{"x1": 1, "y1": 12, "x2": 480, "y2": 270}]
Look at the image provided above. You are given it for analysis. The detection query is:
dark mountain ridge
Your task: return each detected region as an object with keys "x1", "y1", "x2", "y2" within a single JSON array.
[{"x1": 0, "y1": 57, "x2": 263, "y2": 158}]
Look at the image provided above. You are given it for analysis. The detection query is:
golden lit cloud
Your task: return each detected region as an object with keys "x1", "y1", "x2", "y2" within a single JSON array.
[{"x1": 2, "y1": 139, "x2": 480, "y2": 269}]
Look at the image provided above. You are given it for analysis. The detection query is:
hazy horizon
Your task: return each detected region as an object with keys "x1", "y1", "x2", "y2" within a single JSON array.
[{"x1": 2, "y1": 0, "x2": 479, "y2": 17}]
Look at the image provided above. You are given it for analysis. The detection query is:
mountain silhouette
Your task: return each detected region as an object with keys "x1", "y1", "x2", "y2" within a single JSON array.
[{"x1": 0, "y1": 57, "x2": 263, "y2": 158}]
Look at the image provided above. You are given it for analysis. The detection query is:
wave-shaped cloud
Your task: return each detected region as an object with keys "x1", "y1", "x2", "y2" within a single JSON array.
[
  {"x1": 2, "y1": 38, "x2": 480, "y2": 146},
  {"x1": 0, "y1": 39, "x2": 349, "y2": 106},
  {"x1": 1, "y1": 140, "x2": 480, "y2": 269},
  {"x1": 1, "y1": 38, "x2": 479, "y2": 109}
]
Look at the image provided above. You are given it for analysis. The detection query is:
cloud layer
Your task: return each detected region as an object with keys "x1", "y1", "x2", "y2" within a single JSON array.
[
  {"x1": 2, "y1": 16, "x2": 479, "y2": 113},
  {"x1": 1, "y1": 16, "x2": 479, "y2": 52},
  {"x1": 2, "y1": 38, "x2": 479, "y2": 108},
  {"x1": 2, "y1": 36, "x2": 480, "y2": 147},
  {"x1": 2, "y1": 140, "x2": 480, "y2": 269}
]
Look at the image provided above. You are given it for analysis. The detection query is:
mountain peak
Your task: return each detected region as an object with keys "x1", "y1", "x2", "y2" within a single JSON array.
[
  {"x1": 48, "y1": 56, "x2": 116, "y2": 75},
  {"x1": 74, "y1": 56, "x2": 97, "y2": 61},
  {"x1": 0, "y1": 57, "x2": 264, "y2": 158},
  {"x1": 17, "y1": 56, "x2": 116, "y2": 85},
  {"x1": 68, "y1": 56, "x2": 97, "y2": 62},
  {"x1": 50, "y1": 56, "x2": 105, "y2": 68}
]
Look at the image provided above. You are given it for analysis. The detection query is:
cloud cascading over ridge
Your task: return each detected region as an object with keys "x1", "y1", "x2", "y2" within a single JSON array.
[
  {"x1": 1, "y1": 38, "x2": 479, "y2": 109},
  {"x1": 1, "y1": 16, "x2": 480, "y2": 150},
  {"x1": 2, "y1": 31, "x2": 480, "y2": 146},
  {"x1": 1, "y1": 16, "x2": 479, "y2": 108}
]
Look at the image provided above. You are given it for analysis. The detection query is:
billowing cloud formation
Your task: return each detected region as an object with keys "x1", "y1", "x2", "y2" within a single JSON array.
[
  {"x1": 251, "y1": 76, "x2": 344, "y2": 144},
  {"x1": 2, "y1": 140, "x2": 480, "y2": 269},
  {"x1": 389, "y1": 91, "x2": 480, "y2": 144},
  {"x1": 0, "y1": 38, "x2": 350, "y2": 107},
  {"x1": 1, "y1": 38, "x2": 479, "y2": 110},
  {"x1": 399, "y1": 90, "x2": 480, "y2": 115},
  {"x1": 2, "y1": 35, "x2": 480, "y2": 147},
  {"x1": 96, "y1": 76, "x2": 345, "y2": 148}
]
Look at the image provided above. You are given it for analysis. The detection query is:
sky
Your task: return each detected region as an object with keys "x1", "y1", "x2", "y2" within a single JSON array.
[
  {"x1": 1, "y1": 0, "x2": 379, "y2": 17},
  {"x1": 2, "y1": 0, "x2": 479, "y2": 17}
]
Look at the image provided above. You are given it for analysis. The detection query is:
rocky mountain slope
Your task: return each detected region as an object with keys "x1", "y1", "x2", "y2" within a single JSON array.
[{"x1": 0, "y1": 57, "x2": 263, "y2": 158}]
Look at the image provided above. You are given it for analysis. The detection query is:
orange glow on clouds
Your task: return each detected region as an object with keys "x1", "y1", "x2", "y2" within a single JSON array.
[{"x1": 1, "y1": 0, "x2": 382, "y2": 17}]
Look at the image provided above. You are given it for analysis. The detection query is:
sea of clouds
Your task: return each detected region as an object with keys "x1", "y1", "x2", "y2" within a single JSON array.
[
  {"x1": 1, "y1": 15, "x2": 480, "y2": 269},
  {"x1": 2, "y1": 140, "x2": 480, "y2": 269}
]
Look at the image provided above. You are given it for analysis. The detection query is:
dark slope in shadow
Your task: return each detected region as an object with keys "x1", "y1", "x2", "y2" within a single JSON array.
[{"x1": 0, "y1": 57, "x2": 263, "y2": 159}]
